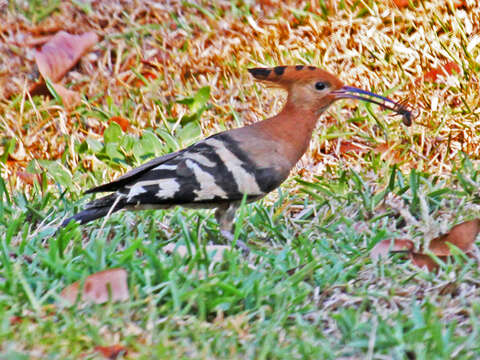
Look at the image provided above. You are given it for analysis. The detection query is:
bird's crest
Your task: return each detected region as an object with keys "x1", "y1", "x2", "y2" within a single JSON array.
[{"x1": 248, "y1": 65, "x2": 343, "y2": 89}]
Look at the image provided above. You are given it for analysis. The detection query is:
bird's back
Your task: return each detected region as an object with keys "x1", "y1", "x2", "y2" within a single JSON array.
[{"x1": 88, "y1": 131, "x2": 290, "y2": 209}]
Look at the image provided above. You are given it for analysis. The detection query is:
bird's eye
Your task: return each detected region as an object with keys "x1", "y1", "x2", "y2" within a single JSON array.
[{"x1": 315, "y1": 82, "x2": 328, "y2": 91}]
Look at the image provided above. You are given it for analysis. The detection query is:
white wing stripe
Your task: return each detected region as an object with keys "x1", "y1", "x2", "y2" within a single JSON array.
[
  {"x1": 126, "y1": 179, "x2": 180, "y2": 201},
  {"x1": 152, "y1": 164, "x2": 178, "y2": 171},
  {"x1": 185, "y1": 159, "x2": 228, "y2": 200},
  {"x1": 183, "y1": 152, "x2": 216, "y2": 167},
  {"x1": 206, "y1": 138, "x2": 263, "y2": 195}
]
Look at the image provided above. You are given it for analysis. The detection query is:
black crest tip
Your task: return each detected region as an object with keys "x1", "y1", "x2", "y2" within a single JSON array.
[
  {"x1": 248, "y1": 68, "x2": 272, "y2": 79},
  {"x1": 274, "y1": 66, "x2": 286, "y2": 75}
]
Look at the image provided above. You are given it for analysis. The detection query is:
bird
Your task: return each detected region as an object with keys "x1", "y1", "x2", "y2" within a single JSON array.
[{"x1": 62, "y1": 65, "x2": 412, "y2": 250}]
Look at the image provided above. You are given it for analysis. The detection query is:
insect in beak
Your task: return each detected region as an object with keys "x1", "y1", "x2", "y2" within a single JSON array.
[{"x1": 332, "y1": 86, "x2": 414, "y2": 126}]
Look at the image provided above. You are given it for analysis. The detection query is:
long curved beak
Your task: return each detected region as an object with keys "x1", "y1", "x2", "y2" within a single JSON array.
[{"x1": 332, "y1": 86, "x2": 413, "y2": 126}]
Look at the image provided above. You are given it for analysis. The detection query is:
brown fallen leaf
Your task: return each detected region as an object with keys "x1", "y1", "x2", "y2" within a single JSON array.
[
  {"x1": 34, "y1": 31, "x2": 99, "y2": 82},
  {"x1": 428, "y1": 219, "x2": 480, "y2": 256},
  {"x1": 409, "y1": 253, "x2": 448, "y2": 272},
  {"x1": 371, "y1": 219, "x2": 480, "y2": 272},
  {"x1": 371, "y1": 239, "x2": 414, "y2": 260},
  {"x1": 94, "y1": 345, "x2": 128, "y2": 359},
  {"x1": 392, "y1": 0, "x2": 412, "y2": 8},
  {"x1": 17, "y1": 171, "x2": 42, "y2": 186},
  {"x1": 416, "y1": 62, "x2": 461, "y2": 85},
  {"x1": 60, "y1": 268, "x2": 129, "y2": 305},
  {"x1": 453, "y1": 0, "x2": 467, "y2": 9},
  {"x1": 109, "y1": 116, "x2": 130, "y2": 132},
  {"x1": 9, "y1": 316, "x2": 24, "y2": 325},
  {"x1": 338, "y1": 141, "x2": 368, "y2": 155}
]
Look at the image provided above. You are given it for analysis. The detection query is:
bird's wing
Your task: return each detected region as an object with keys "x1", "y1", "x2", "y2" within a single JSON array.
[
  {"x1": 95, "y1": 132, "x2": 285, "y2": 206},
  {"x1": 85, "y1": 150, "x2": 184, "y2": 194}
]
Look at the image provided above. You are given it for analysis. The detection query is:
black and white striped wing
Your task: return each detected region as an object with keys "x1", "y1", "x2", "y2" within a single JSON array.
[{"x1": 102, "y1": 133, "x2": 285, "y2": 206}]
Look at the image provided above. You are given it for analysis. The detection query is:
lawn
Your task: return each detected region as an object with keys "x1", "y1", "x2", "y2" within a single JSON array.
[{"x1": 1, "y1": 0, "x2": 480, "y2": 359}]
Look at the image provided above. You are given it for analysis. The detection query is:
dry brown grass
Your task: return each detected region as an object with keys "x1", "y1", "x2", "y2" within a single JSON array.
[{"x1": 1, "y1": 1, "x2": 479, "y2": 191}]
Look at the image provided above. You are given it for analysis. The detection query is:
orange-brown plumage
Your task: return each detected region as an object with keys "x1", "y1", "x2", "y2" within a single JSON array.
[
  {"x1": 62, "y1": 65, "x2": 412, "y2": 251},
  {"x1": 247, "y1": 66, "x2": 343, "y2": 166}
]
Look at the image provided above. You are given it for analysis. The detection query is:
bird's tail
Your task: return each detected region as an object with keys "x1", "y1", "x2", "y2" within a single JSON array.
[{"x1": 61, "y1": 194, "x2": 125, "y2": 227}]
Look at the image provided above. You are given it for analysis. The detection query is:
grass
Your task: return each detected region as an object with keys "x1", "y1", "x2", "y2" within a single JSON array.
[
  {"x1": 1, "y1": 0, "x2": 480, "y2": 359},
  {"x1": 2, "y1": 164, "x2": 480, "y2": 359}
]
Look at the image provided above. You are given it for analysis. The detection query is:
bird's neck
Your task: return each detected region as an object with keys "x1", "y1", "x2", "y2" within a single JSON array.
[{"x1": 255, "y1": 101, "x2": 321, "y2": 165}]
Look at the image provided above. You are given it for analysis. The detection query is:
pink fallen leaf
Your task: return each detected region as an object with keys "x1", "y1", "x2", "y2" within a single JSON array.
[
  {"x1": 24, "y1": 35, "x2": 54, "y2": 47},
  {"x1": 29, "y1": 81, "x2": 81, "y2": 109},
  {"x1": 370, "y1": 239, "x2": 414, "y2": 260},
  {"x1": 50, "y1": 82, "x2": 81, "y2": 109},
  {"x1": 61, "y1": 268, "x2": 129, "y2": 305},
  {"x1": 34, "y1": 31, "x2": 98, "y2": 82}
]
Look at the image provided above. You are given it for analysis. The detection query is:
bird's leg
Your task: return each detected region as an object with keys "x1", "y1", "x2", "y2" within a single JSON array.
[{"x1": 215, "y1": 203, "x2": 249, "y2": 253}]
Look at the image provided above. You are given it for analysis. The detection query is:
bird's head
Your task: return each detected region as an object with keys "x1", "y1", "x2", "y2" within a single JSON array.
[{"x1": 248, "y1": 65, "x2": 412, "y2": 126}]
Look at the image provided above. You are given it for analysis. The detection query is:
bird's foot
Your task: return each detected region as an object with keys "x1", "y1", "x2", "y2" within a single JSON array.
[{"x1": 220, "y1": 230, "x2": 250, "y2": 254}]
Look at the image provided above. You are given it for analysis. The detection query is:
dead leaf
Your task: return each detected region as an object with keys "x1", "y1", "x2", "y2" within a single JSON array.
[
  {"x1": 9, "y1": 316, "x2": 24, "y2": 325},
  {"x1": 372, "y1": 220, "x2": 480, "y2": 272},
  {"x1": 454, "y1": 0, "x2": 467, "y2": 9},
  {"x1": 109, "y1": 116, "x2": 130, "y2": 132},
  {"x1": 409, "y1": 253, "x2": 447, "y2": 272},
  {"x1": 24, "y1": 35, "x2": 54, "y2": 47},
  {"x1": 50, "y1": 83, "x2": 81, "y2": 109},
  {"x1": 338, "y1": 141, "x2": 368, "y2": 155},
  {"x1": 34, "y1": 31, "x2": 99, "y2": 82},
  {"x1": 392, "y1": 0, "x2": 411, "y2": 7},
  {"x1": 416, "y1": 62, "x2": 461, "y2": 85},
  {"x1": 371, "y1": 239, "x2": 414, "y2": 260},
  {"x1": 28, "y1": 31, "x2": 98, "y2": 109},
  {"x1": 428, "y1": 219, "x2": 480, "y2": 256},
  {"x1": 60, "y1": 268, "x2": 129, "y2": 305},
  {"x1": 94, "y1": 345, "x2": 128, "y2": 359},
  {"x1": 17, "y1": 171, "x2": 41, "y2": 185}
]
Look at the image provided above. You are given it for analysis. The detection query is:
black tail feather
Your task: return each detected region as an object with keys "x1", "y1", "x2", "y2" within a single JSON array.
[{"x1": 61, "y1": 194, "x2": 125, "y2": 227}]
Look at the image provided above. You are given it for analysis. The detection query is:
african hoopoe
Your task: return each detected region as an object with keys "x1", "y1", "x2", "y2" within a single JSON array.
[{"x1": 62, "y1": 65, "x2": 411, "y2": 250}]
